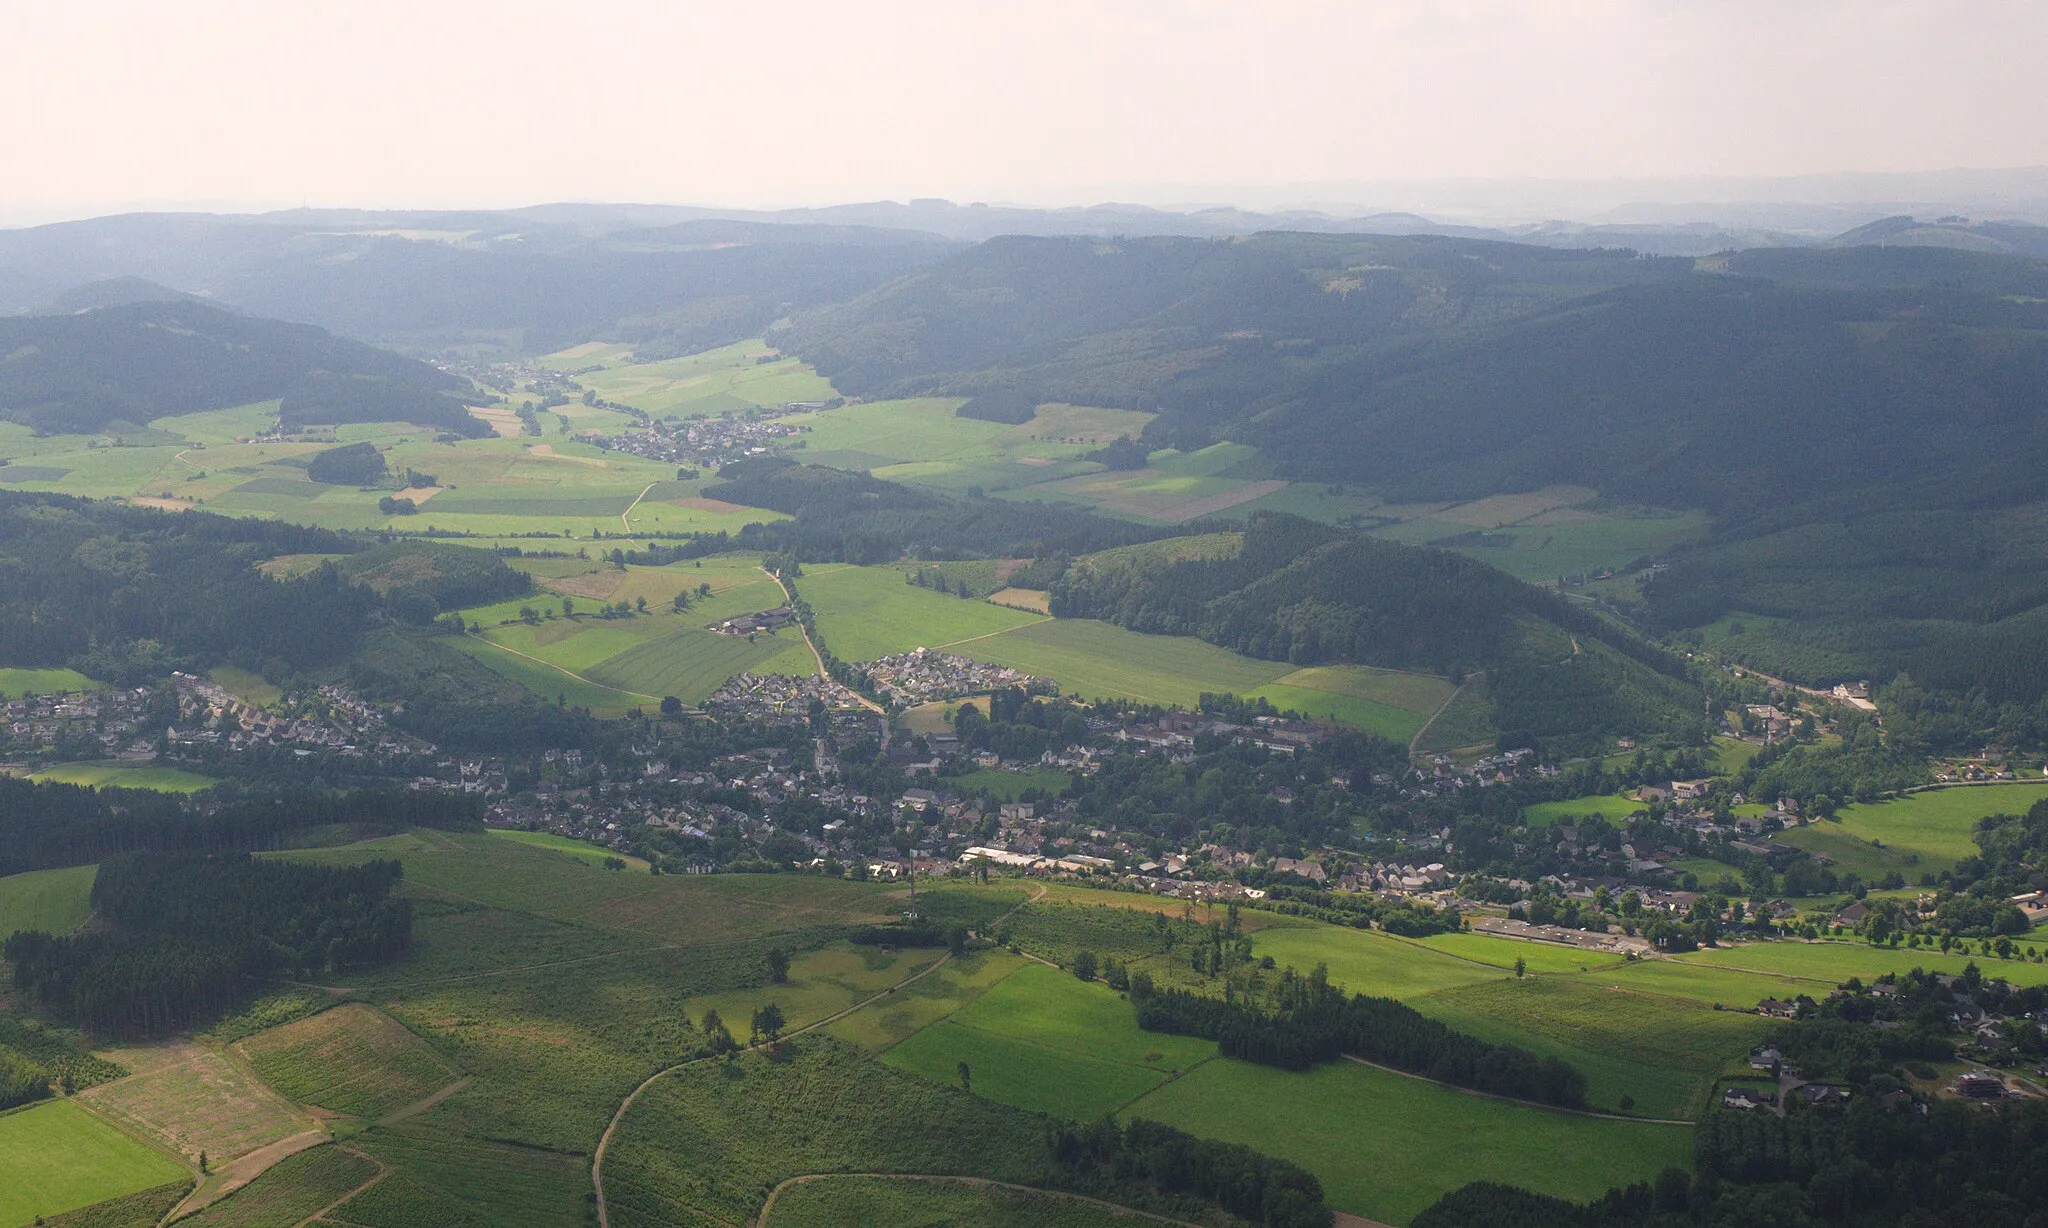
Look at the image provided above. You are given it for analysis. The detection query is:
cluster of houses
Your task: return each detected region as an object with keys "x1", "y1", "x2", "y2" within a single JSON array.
[
  {"x1": 590, "y1": 409, "x2": 811, "y2": 470},
  {"x1": 706, "y1": 672, "x2": 875, "y2": 731},
  {"x1": 164, "y1": 674, "x2": 433, "y2": 761},
  {"x1": 861, "y1": 649, "x2": 1050, "y2": 704},
  {"x1": 3, "y1": 686, "x2": 156, "y2": 759}
]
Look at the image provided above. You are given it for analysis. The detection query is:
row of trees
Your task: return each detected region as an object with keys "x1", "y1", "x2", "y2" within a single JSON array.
[
  {"x1": 1133, "y1": 964, "x2": 1587, "y2": 1108},
  {"x1": 1045, "y1": 1116, "x2": 1330, "y2": 1228}
]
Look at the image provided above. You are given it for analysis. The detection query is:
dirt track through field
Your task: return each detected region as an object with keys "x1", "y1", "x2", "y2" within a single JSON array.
[
  {"x1": 589, "y1": 884, "x2": 1046, "y2": 1228},
  {"x1": 460, "y1": 631, "x2": 660, "y2": 702}
]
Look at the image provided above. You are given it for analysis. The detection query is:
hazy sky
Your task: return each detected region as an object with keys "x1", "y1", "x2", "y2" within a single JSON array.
[{"x1": 3, "y1": 0, "x2": 2043, "y2": 219}]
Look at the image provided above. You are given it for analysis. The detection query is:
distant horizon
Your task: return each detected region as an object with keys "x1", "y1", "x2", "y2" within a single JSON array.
[{"x1": 8, "y1": 163, "x2": 2048, "y2": 232}]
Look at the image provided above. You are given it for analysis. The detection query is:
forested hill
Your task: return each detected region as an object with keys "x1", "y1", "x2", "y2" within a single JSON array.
[
  {"x1": 0, "y1": 299, "x2": 485, "y2": 435},
  {"x1": 0, "y1": 493, "x2": 529, "y2": 683},
  {"x1": 776, "y1": 236, "x2": 2048, "y2": 513},
  {"x1": 1052, "y1": 514, "x2": 1704, "y2": 752}
]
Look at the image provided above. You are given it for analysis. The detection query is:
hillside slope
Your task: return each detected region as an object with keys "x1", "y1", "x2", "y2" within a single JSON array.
[
  {"x1": 1051, "y1": 513, "x2": 1703, "y2": 752},
  {"x1": 0, "y1": 300, "x2": 483, "y2": 436}
]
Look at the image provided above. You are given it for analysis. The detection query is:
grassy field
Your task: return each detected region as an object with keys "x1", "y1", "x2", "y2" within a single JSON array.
[
  {"x1": 553, "y1": 339, "x2": 838, "y2": 418},
  {"x1": 1772, "y1": 782, "x2": 2048, "y2": 878},
  {"x1": 1120, "y1": 1055, "x2": 1692, "y2": 1225},
  {"x1": 1523, "y1": 793, "x2": 1645, "y2": 826},
  {"x1": 959, "y1": 618, "x2": 1289, "y2": 708},
  {"x1": 762, "y1": 1175, "x2": 1151, "y2": 1228},
  {"x1": 1412, "y1": 677, "x2": 1496, "y2": 753},
  {"x1": 207, "y1": 665, "x2": 282, "y2": 707},
  {"x1": 824, "y1": 950, "x2": 1030, "y2": 1053},
  {"x1": 944, "y1": 767, "x2": 1071, "y2": 800},
  {"x1": 77, "y1": 1041, "x2": 312, "y2": 1168},
  {"x1": 1248, "y1": 920, "x2": 1508, "y2": 1001},
  {"x1": 883, "y1": 964, "x2": 1214, "y2": 1122},
  {"x1": 0, "y1": 864, "x2": 96, "y2": 940},
  {"x1": 1246, "y1": 664, "x2": 1454, "y2": 743},
  {"x1": 1412, "y1": 976, "x2": 1764, "y2": 1119},
  {"x1": 1408, "y1": 930, "x2": 1626, "y2": 974},
  {"x1": 0, "y1": 1099, "x2": 189, "y2": 1226},
  {"x1": 179, "y1": 1145, "x2": 378, "y2": 1228},
  {"x1": 485, "y1": 828, "x2": 649, "y2": 869},
  {"x1": 25, "y1": 763, "x2": 217, "y2": 793},
  {"x1": 799, "y1": 565, "x2": 1044, "y2": 662},
  {"x1": 0, "y1": 667, "x2": 100, "y2": 698},
  {"x1": 237, "y1": 1003, "x2": 461, "y2": 1120},
  {"x1": 1674, "y1": 939, "x2": 2048, "y2": 989}
]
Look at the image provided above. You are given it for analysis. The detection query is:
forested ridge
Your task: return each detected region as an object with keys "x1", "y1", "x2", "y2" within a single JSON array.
[
  {"x1": 0, "y1": 299, "x2": 486, "y2": 435},
  {"x1": 0, "y1": 777, "x2": 480, "y2": 876},
  {"x1": 0, "y1": 492, "x2": 529, "y2": 684},
  {"x1": 5, "y1": 854, "x2": 412, "y2": 1036},
  {"x1": 1051, "y1": 512, "x2": 1703, "y2": 751}
]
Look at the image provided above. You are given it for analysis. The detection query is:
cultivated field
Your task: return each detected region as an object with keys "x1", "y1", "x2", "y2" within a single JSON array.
[
  {"x1": 0, "y1": 863, "x2": 96, "y2": 940},
  {"x1": 801, "y1": 564, "x2": 1044, "y2": 661},
  {"x1": 548, "y1": 339, "x2": 838, "y2": 418},
  {"x1": 0, "y1": 1099, "x2": 187, "y2": 1226},
  {"x1": 1247, "y1": 664, "x2": 1455, "y2": 743},
  {"x1": 237, "y1": 1003, "x2": 462, "y2": 1120},
  {"x1": 77, "y1": 1041, "x2": 314, "y2": 1168},
  {"x1": 178, "y1": 1144, "x2": 378, "y2": 1228}
]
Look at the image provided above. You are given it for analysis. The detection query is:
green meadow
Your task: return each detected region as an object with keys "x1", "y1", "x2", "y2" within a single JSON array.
[
  {"x1": 0, "y1": 667, "x2": 100, "y2": 698},
  {"x1": 0, "y1": 864, "x2": 96, "y2": 940},
  {"x1": 1523, "y1": 793, "x2": 1645, "y2": 826},
  {"x1": 1772, "y1": 782, "x2": 2048, "y2": 878},
  {"x1": 485, "y1": 829, "x2": 650, "y2": 869},
  {"x1": 800, "y1": 564, "x2": 1044, "y2": 661},
  {"x1": 1246, "y1": 664, "x2": 1455, "y2": 743},
  {"x1": 1247, "y1": 920, "x2": 1507, "y2": 1001},
  {"x1": 1120, "y1": 1056, "x2": 1692, "y2": 1226},
  {"x1": 549, "y1": 339, "x2": 838, "y2": 418},
  {"x1": 882, "y1": 963, "x2": 1214, "y2": 1122},
  {"x1": 1674, "y1": 939, "x2": 2048, "y2": 989},
  {"x1": 0, "y1": 1099, "x2": 188, "y2": 1226},
  {"x1": 958, "y1": 617, "x2": 1290, "y2": 708},
  {"x1": 27, "y1": 763, "x2": 217, "y2": 793}
]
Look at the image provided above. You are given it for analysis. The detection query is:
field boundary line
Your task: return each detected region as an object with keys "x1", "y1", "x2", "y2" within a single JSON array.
[
  {"x1": 458, "y1": 631, "x2": 660, "y2": 701},
  {"x1": 930, "y1": 620, "x2": 1042, "y2": 651},
  {"x1": 1107, "y1": 1054, "x2": 1217, "y2": 1118},
  {"x1": 755, "y1": 1173, "x2": 1203, "y2": 1228},
  {"x1": 761, "y1": 567, "x2": 885, "y2": 715},
  {"x1": 870, "y1": 957, "x2": 1036, "y2": 1057},
  {"x1": 291, "y1": 1145, "x2": 387, "y2": 1228},
  {"x1": 1407, "y1": 675, "x2": 1471, "y2": 755},
  {"x1": 1337, "y1": 1054, "x2": 1694, "y2": 1125},
  {"x1": 591, "y1": 883, "x2": 1046, "y2": 1228},
  {"x1": 619, "y1": 481, "x2": 657, "y2": 531}
]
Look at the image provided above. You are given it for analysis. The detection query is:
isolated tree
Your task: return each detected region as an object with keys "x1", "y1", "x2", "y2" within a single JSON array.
[
  {"x1": 766, "y1": 948, "x2": 791, "y2": 984},
  {"x1": 697, "y1": 582, "x2": 712, "y2": 598},
  {"x1": 946, "y1": 925, "x2": 969, "y2": 956},
  {"x1": 1514, "y1": 957, "x2": 1526, "y2": 979},
  {"x1": 660, "y1": 696, "x2": 683, "y2": 716},
  {"x1": 957, "y1": 1061, "x2": 972, "y2": 1093},
  {"x1": 1072, "y1": 950, "x2": 1098, "y2": 981},
  {"x1": 752, "y1": 1002, "x2": 786, "y2": 1045},
  {"x1": 561, "y1": 597, "x2": 575, "y2": 618},
  {"x1": 672, "y1": 590, "x2": 691, "y2": 612}
]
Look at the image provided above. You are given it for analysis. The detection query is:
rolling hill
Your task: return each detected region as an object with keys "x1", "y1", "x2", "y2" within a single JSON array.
[{"x1": 0, "y1": 300, "x2": 484, "y2": 436}]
